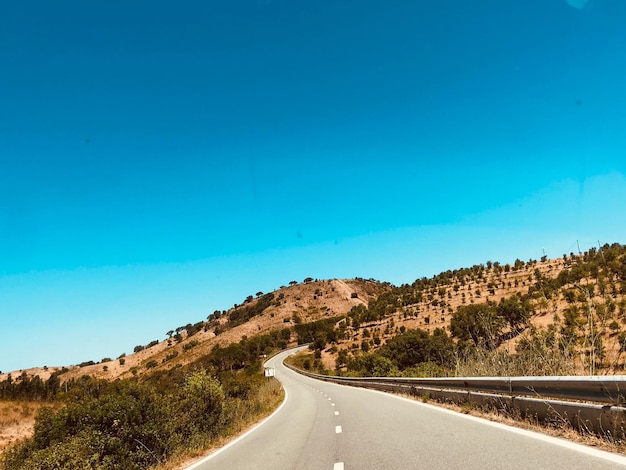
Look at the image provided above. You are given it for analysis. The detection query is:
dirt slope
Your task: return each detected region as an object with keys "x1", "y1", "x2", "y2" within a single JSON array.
[{"x1": 0, "y1": 278, "x2": 387, "y2": 384}]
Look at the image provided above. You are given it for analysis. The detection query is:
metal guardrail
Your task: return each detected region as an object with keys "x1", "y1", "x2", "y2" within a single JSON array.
[
  {"x1": 284, "y1": 363, "x2": 626, "y2": 436},
  {"x1": 298, "y1": 373, "x2": 626, "y2": 405}
]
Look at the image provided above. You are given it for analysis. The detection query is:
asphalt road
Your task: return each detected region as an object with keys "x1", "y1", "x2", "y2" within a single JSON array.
[{"x1": 187, "y1": 347, "x2": 626, "y2": 470}]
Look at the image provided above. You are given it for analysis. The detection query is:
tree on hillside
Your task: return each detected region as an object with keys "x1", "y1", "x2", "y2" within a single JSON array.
[
  {"x1": 496, "y1": 295, "x2": 532, "y2": 330},
  {"x1": 381, "y1": 328, "x2": 454, "y2": 369},
  {"x1": 350, "y1": 354, "x2": 396, "y2": 377},
  {"x1": 449, "y1": 302, "x2": 504, "y2": 349}
]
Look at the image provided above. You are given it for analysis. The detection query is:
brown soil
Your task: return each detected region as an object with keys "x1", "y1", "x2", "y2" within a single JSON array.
[
  {"x1": 0, "y1": 279, "x2": 387, "y2": 384},
  {"x1": 0, "y1": 400, "x2": 61, "y2": 454}
]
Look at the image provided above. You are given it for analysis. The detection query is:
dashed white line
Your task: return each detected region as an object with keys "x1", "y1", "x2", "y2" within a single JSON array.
[
  {"x1": 334, "y1": 411, "x2": 339, "y2": 416},
  {"x1": 331, "y1": 403, "x2": 335, "y2": 407},
  {"x1": 335, "y1": 425, "x2": 342, "y2": 434},
  {"x1": 333, "y1": 462, "x2": 344, "y2": 470}
]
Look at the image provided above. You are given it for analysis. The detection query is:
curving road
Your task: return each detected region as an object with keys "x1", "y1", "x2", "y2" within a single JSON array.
[{"x1": 187, "y1": 347, "x2": 626, "y2": 470}]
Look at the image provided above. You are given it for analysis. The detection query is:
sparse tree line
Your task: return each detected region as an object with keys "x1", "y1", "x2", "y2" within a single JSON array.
[
  {"x1": 138, "y1": 277, "x2": 332, "y2": 355},
  {"x1": 296, "y1": 243, "x2": 626, "y2": 377},
  {"x1": 227, "y1": 292, "x2": 275, "y2": 328},
  {"x1": 0, "y1": 369, "x2": 66, "y2": 402}
]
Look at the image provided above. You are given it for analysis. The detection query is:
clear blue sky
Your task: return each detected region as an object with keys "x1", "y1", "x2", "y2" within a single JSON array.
[{"x1": 1, "y1": 0, "x2": 625, "y2": 372}]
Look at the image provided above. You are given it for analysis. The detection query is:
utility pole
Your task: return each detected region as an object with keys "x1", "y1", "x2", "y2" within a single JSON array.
[{"x1": 598, "y1": 240, "x2": 607, "y2": 267}]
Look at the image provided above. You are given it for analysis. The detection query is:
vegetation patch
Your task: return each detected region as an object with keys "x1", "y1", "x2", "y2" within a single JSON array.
[
  {"x1": 0, "y1": 333, "x2": 286, "y2": 470},
  {"x1": 228, "y1": 293, "x2": 275, "y2": 328}
]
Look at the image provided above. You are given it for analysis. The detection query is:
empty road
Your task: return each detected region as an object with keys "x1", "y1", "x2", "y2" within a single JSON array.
[{"x1": 188, "y1": 347, "x2": 626, "y2": 469}]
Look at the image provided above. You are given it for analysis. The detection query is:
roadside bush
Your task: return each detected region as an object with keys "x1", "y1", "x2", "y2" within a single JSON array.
[
  {"x1": 1, "y1": 373, "x2": 227, "y2": 469},
  {"x1": 1, "y1": 332, "x2": 285, "y2": 470},
  {"x1": 2, "y1": 381, "x2": 174, "y2": 469}
]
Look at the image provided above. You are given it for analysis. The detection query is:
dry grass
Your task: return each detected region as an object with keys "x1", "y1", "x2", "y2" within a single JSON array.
[
  {"x1": 414, "y1": 394, "x2": 626, "y2": 456},
  {"x1": 0, "y1": 401, "x2": 60, "y2": 454},
  {"x1": 452, "y1": 344, "x2": 577, "y2": 377}
]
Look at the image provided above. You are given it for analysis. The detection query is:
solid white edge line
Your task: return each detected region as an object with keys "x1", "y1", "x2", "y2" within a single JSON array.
[
  {"x1": 357, "y1": 386, "x2": 626, "y2": 466},
  {"x1": 185, "y1": 384, "x2": 289, "y2": 469},
  {"x1": 185, "y1": 346, "x2": 312, "y2": 469}
]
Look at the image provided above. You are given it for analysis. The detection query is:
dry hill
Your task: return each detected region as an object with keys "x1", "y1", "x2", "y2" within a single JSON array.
[
  {"x1": 0, "y1": 278, "x2": 387, "y2": 384},
  {"x1": 2, "y1": 244, "x2": 626, "y2": 455},
  {"x1": 5, "y1": 245, "x2": 626, "y2": 384}
]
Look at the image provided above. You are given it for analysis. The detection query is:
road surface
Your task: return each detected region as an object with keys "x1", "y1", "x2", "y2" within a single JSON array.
[{"x1": 187, "y1": 347, "x2": 626, "y2": 469}]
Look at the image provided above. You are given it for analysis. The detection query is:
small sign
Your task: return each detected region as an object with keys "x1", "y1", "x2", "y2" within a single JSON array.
[{"x1": 264, "y1": 367, "x2": 275, "y2": 377}]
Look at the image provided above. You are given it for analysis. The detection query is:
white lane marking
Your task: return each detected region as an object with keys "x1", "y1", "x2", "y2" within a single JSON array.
[
  {"x1": 328, "y1": 397, "x2": 332, "y2": 401},
  {"x1": 331, "y1": 403, "x2": 335, "y2": 407},
  {"x1": 334, "y1": 411, "x2": 339, "y2": 416},
  {"x1": 185, "y1": 383, "x2": 289, "y2": 469},
  {"x1": 333, "y1": 463, "x2": 344, "y2": 470},
  {"x1": 335, "y1": 425, "x2": 342, "y2": 434},
  {"x1": 359, "y1": 387, "x2": 626, "y2": 466}
]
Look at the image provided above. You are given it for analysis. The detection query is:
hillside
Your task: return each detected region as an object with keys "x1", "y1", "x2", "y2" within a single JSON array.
[
  {"x1": 2, "y1": 243, "x2": 626, "y2": 463},
  {"x1": 4, "y1": 243, "x2": 626, "y2": 386},
  {"x1": 313, "y1": 243, "x2": 626, "y2": 376},
  {"x1": 4, "y1": 244, "x2": 626, "y2": 384},
  {"x1": 0, "y1": 277, "x2": 387, "y2": 458},
  {"x1": 0, "y1": 278, "x2": 387, "y2": 384}
]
